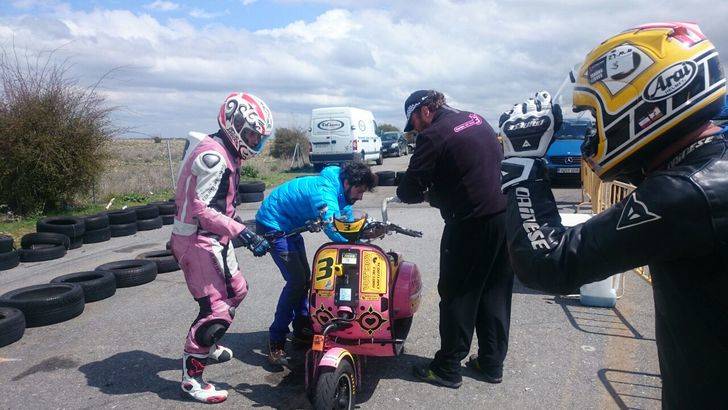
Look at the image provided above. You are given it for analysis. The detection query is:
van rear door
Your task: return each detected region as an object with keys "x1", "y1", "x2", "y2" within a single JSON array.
[{"x1": 310, "y1": 115, "x2": 351, "y2": 154}]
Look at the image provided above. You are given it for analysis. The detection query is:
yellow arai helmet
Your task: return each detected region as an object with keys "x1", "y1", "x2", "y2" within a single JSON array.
[{"x1": 573, "y1": 22, "x2": 726, "y2": 181}]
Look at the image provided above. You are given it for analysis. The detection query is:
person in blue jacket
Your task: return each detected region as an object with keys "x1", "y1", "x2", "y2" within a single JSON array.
[{"x1": 256, "y1": 162, "x2": 377, "y2": 365}]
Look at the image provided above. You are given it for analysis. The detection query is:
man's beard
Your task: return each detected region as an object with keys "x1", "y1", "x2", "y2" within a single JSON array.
[{"x1": 344, "y1": 186, "x2": 356, "y2": 205}]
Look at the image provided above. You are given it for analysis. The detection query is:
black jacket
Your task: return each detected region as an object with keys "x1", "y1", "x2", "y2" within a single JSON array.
[
  {"x1": 505, "y1": 134, "x2": 728, "y2": 408},
  {"x1": 397, "y1": 107, "x2": 506, "y2": 221}
]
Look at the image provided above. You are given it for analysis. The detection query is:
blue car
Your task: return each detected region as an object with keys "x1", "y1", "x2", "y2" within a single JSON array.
[{"x1": 544, "y1": 119, "x2": 593, "y2": 183}]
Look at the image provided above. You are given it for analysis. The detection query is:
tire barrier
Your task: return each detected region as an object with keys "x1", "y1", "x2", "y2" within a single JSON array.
[
  {"x1": 136, "y1": 250, "x2": 179, "y2": 273},
  {"x1": 83, "y1": 213, "x2": 110, "y2": 231},
  {"x1": 0, "y1": 283, "x2": 84, "y2": 327},
  {"x1": 110, "y1": 222, "x2": 138, "y2": 237},
  {"x1": 161, "y1": 215, "x2": 174, "y2": 225},
  {"x1": 136, "y1": 216, "x2": 163, "y2": 231},
  {"x1": 0, "y1": 249, "x2": 20, "y2": 271},
  {"x1": 0, "y1": 234, "x2": 14, "y2": 253},
  {"x1": 107, "y1": 209, "x2": 137, "y2": 225},
  {"x1": 238, "y1": 191, "x2": 264, "y2": 203},
  {"x1": 375, "y1": 171, "x2": 396, "y2": 186},
  {"x1": 149, "y1": 201, "x2": 176, "y2": 226},
  {"x1": 37, "y1": 216, "x2": 85, "y2": 250},
  {"x1": 95, "y1": 260, "x2": 158, "y2": 288},
  {"x1": 0, "y1": 307, "x2": 25, "y2": 347},
  {"x1": 18, "y1": 232, "x2": 69, "y2": 262},
  {"x1": 50, "y1": 271, "x2": 117, "y2": 303},
  {"x1": 129, "y1": 205, "x2": 159, "y2": 220},
  {"x1": 83, "y1": 227, "x2": 112, "y2": 244}
]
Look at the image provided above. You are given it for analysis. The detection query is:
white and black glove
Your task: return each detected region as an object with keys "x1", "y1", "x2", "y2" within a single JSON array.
[{"x1": 499, "y1": 91, "x2": 562, "y2": 191}]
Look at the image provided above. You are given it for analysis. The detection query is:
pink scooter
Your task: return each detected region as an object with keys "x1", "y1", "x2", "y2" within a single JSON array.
[{"x1": 304, "y1": 197, "x2": 423, "y2": 409}]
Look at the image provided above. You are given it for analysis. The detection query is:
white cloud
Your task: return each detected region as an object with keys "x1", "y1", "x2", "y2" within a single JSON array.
[
  {"x1": 242, "y1": 0, "x2": 259, "y2": 5},
  {"x1": 189, "y1": 8, "x2": 228, "y2": 19},
  {"x1": 144, "y1": 1, "x2": 179, "y2": 11},
  {"x1": 0, "y1": 0, "x2": 726, "y2": 138}
]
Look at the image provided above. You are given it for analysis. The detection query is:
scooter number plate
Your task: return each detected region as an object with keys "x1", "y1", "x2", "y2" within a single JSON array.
[{"x1": 313, "y1": 335, "x2": 325, "y2": 351}]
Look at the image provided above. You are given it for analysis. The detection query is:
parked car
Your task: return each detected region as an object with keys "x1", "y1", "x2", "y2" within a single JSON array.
[
  {"x1": 307, "y1": 107, "x2": 383, "y2": 171},
  {"x1": 380, "y1": 131, "x2": 409, "y2": 157},
  {"x1": 544, "y1": 119, "x2": 593, "y2": 183}
]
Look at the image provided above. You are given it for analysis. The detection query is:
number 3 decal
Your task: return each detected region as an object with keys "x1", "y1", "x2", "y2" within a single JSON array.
[{"x1": 316, "y1": 257, "x2": 334, "y2": 281}]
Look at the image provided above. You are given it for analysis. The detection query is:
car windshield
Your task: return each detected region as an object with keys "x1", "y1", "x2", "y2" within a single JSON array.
[
  {"x1": 554, "y1": 122, "x2": 591, "y2": 140},
  {"x1": 381, "y1": 133, "x2": 398, "y2": 142}
]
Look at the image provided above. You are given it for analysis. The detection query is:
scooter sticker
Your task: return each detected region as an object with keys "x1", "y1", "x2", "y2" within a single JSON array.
[
  {"x1": 361, "y1": 251, "x2": 387, "y2": 294},
  {"x1": 357, "y1": 306, "x2": 387, "y2": 335},
  {"x1": 314, "y1": 249, "x2": 338, "y2": 290},
  {"x1": 313, "y1": 304, "x2": 335, "y2": 327}
]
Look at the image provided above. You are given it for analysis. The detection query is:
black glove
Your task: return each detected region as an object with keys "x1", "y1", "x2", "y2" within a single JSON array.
[
  {"x1": 499, "y1": 91, "x2": 562, "y2": 192},
  {"x1": 238, "y1": 227, "x2": 270, "y2": 257}
]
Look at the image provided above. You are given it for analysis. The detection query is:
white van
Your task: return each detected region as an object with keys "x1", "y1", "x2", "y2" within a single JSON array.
[{"x1": 308, "y1": 107, "x2": 383, "y2": 171}]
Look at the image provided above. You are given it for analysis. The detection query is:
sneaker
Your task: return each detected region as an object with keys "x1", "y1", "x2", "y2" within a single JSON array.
[
  {"x1": 181, "y1": 353, "x2": 228, "y2": 404},
  {"x1": 268, "y1": 340, "x2": 288, "y2": 366},
  {"x1": 206, "y1": 344, "x2": 233, "y2": 365},
  {"x1": 412, "y1": 364, "x2": 462, "y2": 389},
  {"x1": 465, "y1": 355, "x2": 503, "y2": 384}
]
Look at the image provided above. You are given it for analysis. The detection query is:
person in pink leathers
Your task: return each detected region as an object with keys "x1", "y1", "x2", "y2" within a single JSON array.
[{"x1": 170, "y1": 92, "x2": 273, "y2": 403}]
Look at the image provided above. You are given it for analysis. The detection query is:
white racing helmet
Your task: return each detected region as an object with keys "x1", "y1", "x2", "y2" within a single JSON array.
[{"x1": 218, "y1": 92, "x2": 273, "y2": 159}]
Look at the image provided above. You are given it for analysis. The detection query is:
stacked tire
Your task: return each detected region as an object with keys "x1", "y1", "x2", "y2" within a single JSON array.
[
  {"x1": 136, "y1": 250, "x2": 179, "y2": 273},
  {"x1": 0, "y1": 283, "x2": 84, "y2": 327},
  {"x1": 131, "y1": 205, "x2": 163, "y2": 231},
  {"x1": 238, "y1": 180, "x2": 265, "y2": 203},
  {"x1": 51, "y1": 271, "x2": 116, "y2": 302},
  {"x1": 107, "y1": 209, "x2": 138, "y2": 237},
  {"x1": 37, "y1": 216, "x2": 85, "y2": 249},
  {"x1": 18, "y1": 233, "x2": 68, "y2": 262},
  {"x1": 0, "y1": 235, "x2": 19, "y2": 271},
  {"x1": 83, "y1": 213, "x2": 111, "y2": 244},
  {"x1": 150, "y1": 201, "x2": 176, "y2": 225},
  {"x1": 0, "y1": 307, "x2": 25, "y2": 347},
  {"x1": 376, "y1": 171, "x2": 396, "y2": 186},
  {"x1": 96, "y1": 260, "x2": 158, "y2": 288}
]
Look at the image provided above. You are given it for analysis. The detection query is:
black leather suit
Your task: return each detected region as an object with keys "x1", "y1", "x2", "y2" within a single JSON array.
[{"x1": 504, "y1": 134, "x2": 728, "y2": 408}]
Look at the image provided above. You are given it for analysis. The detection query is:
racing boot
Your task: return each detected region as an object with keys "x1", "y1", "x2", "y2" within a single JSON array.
[
  {"x1": 181, "y1": 352, "x2": 228, "y2": 404},
  {"x1": 206, "y1": 343, "x2": 233, "y2": 365},
  {"x1": 268, "y1": 339, "x2": 289, "y2": 366}
]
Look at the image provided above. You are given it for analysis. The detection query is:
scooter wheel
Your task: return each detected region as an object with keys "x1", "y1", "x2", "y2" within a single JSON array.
[{"x1": 312, "y1": 359, "x2": 355, "y2": 410}]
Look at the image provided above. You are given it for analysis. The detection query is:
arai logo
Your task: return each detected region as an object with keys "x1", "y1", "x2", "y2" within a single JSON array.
[
  {"x1": 317, "y1": 119, "x2": 344, "y2": 131},
  {"x1": 643, "y1": 61, "x2": 697, "y2": 102}
]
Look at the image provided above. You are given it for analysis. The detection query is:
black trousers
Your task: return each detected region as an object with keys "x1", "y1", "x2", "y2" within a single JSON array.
[{"x1": 430, "y1": 211, "x2": 513, "y2": 382}]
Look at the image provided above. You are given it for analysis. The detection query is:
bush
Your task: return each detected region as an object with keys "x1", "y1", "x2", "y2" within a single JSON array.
[
  {"x1": 270, "y1": 127, "x2": 309, "y2": 162},
  {"x1": 0, "y1": 48, "x2": 116, "y2": 215}
]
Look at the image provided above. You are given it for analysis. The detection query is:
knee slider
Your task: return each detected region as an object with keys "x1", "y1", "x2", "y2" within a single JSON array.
[{"x1": 195, "y1": 320, "x2": 229, "y2": 347}]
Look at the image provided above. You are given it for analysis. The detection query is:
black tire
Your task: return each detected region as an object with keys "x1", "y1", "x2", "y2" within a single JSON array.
[
  {"x1": 19, "y1": 244, "x2": 67, "y2": 262},
  {"x1": 161, "y1": 215, "x2": 174, "y2": 225},
  {"x1": 238, "y1": 192, "x2": 264, "y2": 203},
  {"x1": 238, "y1": 180, "x2": 266, "y2": 193},
  {"x1": 95, "y1": 260, "x2": 158, "y2": 288},
  {"x1": 0, "y1": 283, "x2": 84, "y2": 327},
  {"x1": 84, "y1": 213, "x2": 109, "y2": 231},
  {"x1": 136, "y1": 250, "x2": 179, "y2": 273},
  {"x1": 377, "y1": 173, "x2": 396, "y2": 186},
  {"x1": 37, "y1": 216, "x2": 85, "y2": 239},
  {"x1": 83, "y1": 227, "x2": 112, "y2": 244},
  {"x1": 375, "y1": 171, "x2": 395, "y2": 180},
  {"x1": 313, "y1": 360, "x2": 355, "y2": 410},
  {"x1": 0, "y1": 234, "x2": 14, "y2": 253},
  {"x1": 0, "y1": 307, "x2": 25, "y2": 347},
  {"x1": 149, "y1": 201, "x2": 177, "y2": 216},
  {"x1": 69, "y1": 236, "x2": 83, "y2": 250},
  {"x1": 110, "y1": 222, "x2": 138, "y2": 237},
  {"x1": 137, "y1": 216, "x2": 163, "y2": 231},
  {"x1": 50, "y1": 271, "x2": 116, "y2": 303},
  {"x1": 21, "y1": 232, "x2": 70, "y2": 249},
  {"x1": 0, "y1": 250, "x2": 20, "y2": 271},
  {"x1": 375, "y1": 152, "x2": 383, "y2": 165},
  {"x1": 130, "y1": 205, "x2": 159, "y2": 220},
  {"x1": 107, "y1": 209, "x2": 137, "y2": 225}
]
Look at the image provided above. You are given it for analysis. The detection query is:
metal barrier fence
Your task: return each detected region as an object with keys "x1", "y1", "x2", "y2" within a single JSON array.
[{"x1": 580, "y1": 165, "x2": 652, "y2": 284}]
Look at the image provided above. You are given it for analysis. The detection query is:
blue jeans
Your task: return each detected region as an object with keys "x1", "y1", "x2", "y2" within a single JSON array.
[{"x1": 259, "y1": 224, "x2": 311, "y2": 343}]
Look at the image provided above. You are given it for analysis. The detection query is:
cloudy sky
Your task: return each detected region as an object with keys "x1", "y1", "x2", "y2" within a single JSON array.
[{"x1": 1, "y1": 0, "x2": 726, "y2": 138}]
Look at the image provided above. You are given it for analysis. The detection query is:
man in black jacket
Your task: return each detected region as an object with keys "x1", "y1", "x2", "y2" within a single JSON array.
[
  {"x1": 499, "y1": 22, "x2": 727, "y2": 408},
  {"x1": 397, "y1": 90, "x2": 513, "y2": 388}
]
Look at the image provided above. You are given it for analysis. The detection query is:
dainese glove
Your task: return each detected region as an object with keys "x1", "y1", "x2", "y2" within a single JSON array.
[
  {"x1": 499, "y1": 91, "x2": 562, "y2": 192},
  {"x1": 238, "y1": 227, "x2": 270, "y2": 257}
]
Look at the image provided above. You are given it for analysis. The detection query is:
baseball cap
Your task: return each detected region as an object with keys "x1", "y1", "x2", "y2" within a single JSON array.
[{"x1": 403, "y1": 90, "x2": 435, "y2": 132}]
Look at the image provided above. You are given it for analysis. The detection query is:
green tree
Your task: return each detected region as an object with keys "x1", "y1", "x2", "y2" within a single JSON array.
[
  {"x1": 0, "y1": 48, "x2": 117, "y2": 215},
  {"x1": 376, "y1": 123, "x2": 399, "y2": 136}
]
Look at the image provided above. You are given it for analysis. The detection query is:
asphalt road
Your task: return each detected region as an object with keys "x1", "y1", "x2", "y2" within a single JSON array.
[{"x1": 0, "y1": 154, "x2": 661, "y2": 409}]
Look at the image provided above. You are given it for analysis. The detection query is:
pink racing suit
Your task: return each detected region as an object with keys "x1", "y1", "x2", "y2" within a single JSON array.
[{"x1": 170, "y1": 132, "x2": 248, "y2": 355}]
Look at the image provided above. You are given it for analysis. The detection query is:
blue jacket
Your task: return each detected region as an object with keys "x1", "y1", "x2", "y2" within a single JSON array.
[{"x1": 256, "y1": 166, "x2": 352, "y2": 243}]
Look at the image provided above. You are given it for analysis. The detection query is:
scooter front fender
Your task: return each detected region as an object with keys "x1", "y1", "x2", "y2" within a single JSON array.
[{"x1": 318, "y1": 347, "x2": 354, "y2": 370}]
